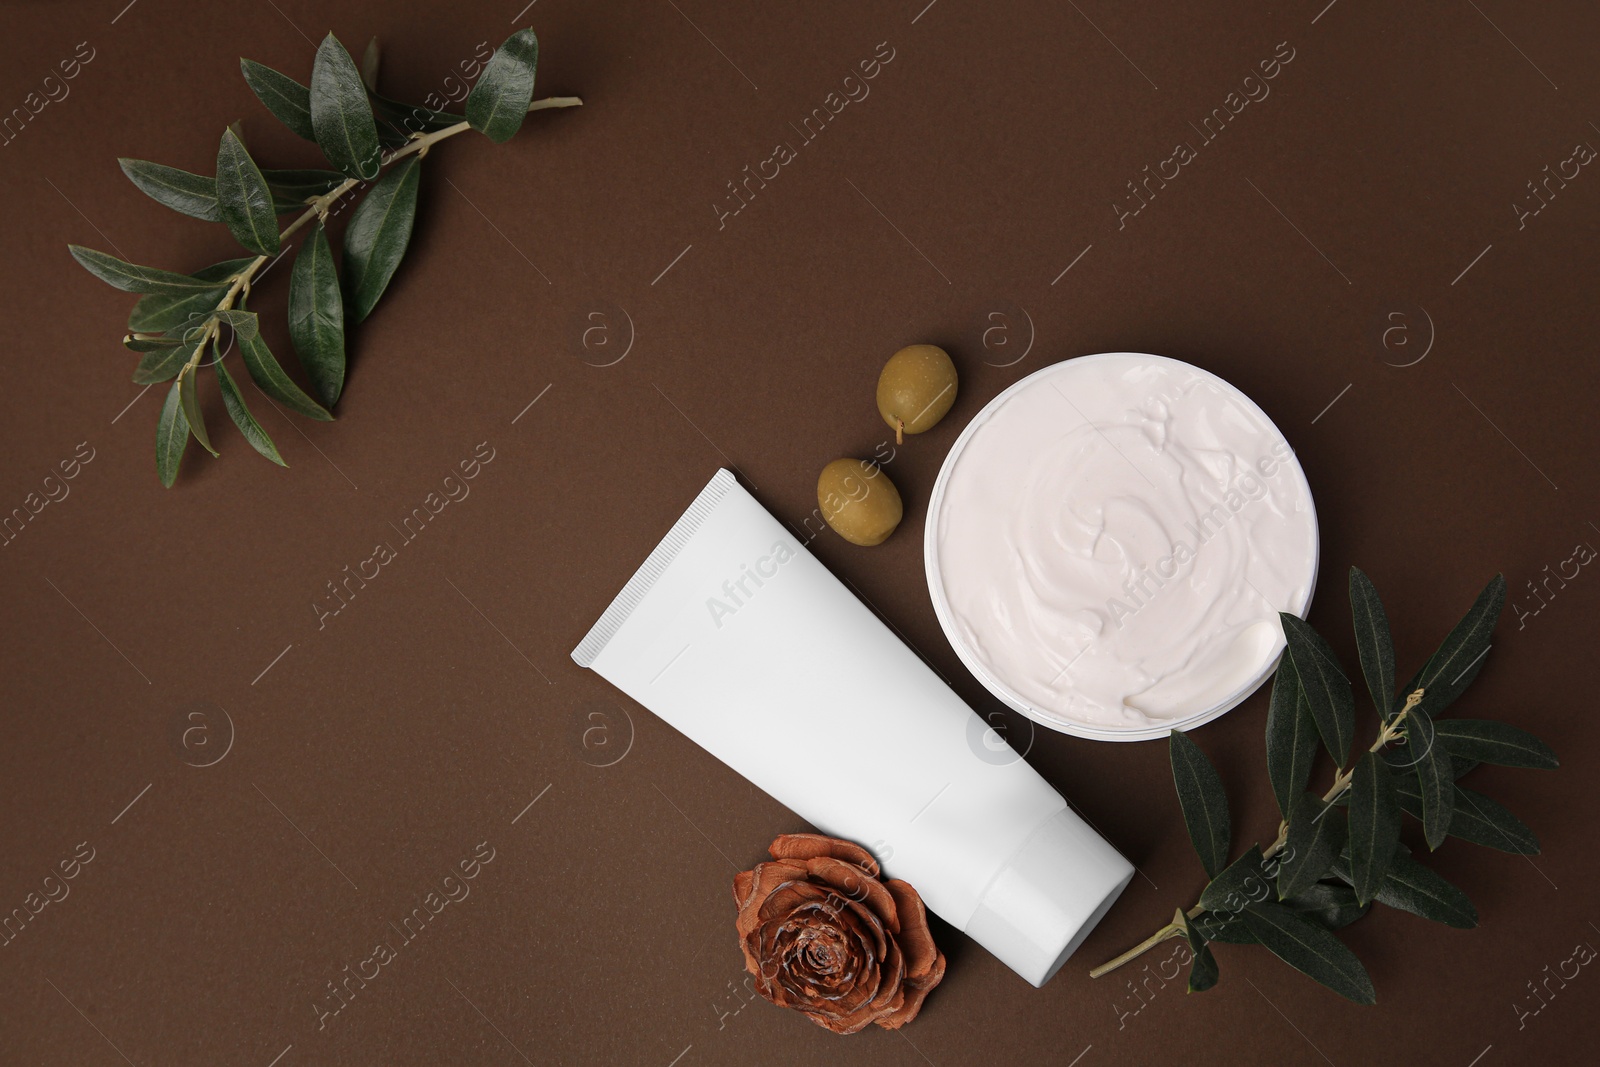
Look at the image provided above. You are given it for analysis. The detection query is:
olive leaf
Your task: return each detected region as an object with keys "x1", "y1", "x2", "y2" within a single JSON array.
[
  {"x1": 1179, "y1": 911, "x2": 1218, "y2": 993},
  {"x1": 1169, "y1": 729, "x2": 1231, "y2": 878},
  {"x1": 342, "y1": 154, "x2": 419, "y2": 321},
  {"x1": 1349, "y1": 567, "x2": 1396, "y2": 715},
  {"x1": 1276, "y1": 793, "x2": 1345, "y2": 901},
  {"x1": 1396, "y1": 575, "x2": 1506, "y2": 718},
  {"x1": 237, "y1": 329, "x2": 333, "y2": 422},
  {"x1": 155, "y1": 379, "x2": 190, "y2": 488},
  {"x1": 1369, "y1": 849, "x2": 1477, "y2": 928},
  {"x1": 216, "y1": 129, "x2": 280, "y2": 256},
  {"x1": 264, "y1": 168, "x2": 344, "y2": 213},
  {"x1": 310, "y1": 33, "x2": 381, "y2": 181},
  {"x1": 127, "y1": 259, "x2": 250, "y2": 332},
  {"x1": 132, "y1": 332, "x2": 203, "y2": 384},
  {"x1": 1265, "y1": 669, "x2": 1319, "y2": 819},
  {"x1": 1396, "y1": 776, "x2": 1539, "y2": 854},
  {"x1": 70, "y1": 245, "x2": 230, "y2": 295},
  {"x1": 1407, "y1": 704, "x2": 1456, "y2": 850},
  {"x1": 1239, "y1": 901, "x2": 1375, "y2": 1004},
  {"x1": 177, "y1": 363, "x2": 216, "y2": 456},
  {"x1": 1280, "y1": 613, "x2": 1355, "y2": 766},
  {"x1": 1199, "y1": 846, "x2": 1266, "y2": 914},
  {"x1": 288, "y1": 223, "x2": 346, "y2": 406},
  {"x1": 122, "y1": 334, "x2": 183, "y2": 352},
  {"x1": 118, "y1": 159, "x2": 222, "y2": 222},
  {"x1": 1434, "y1": 719, "x2": 1558, "y2": 769},
  {"x1": 1191, "y1": 910, "x2": 1256, "y2": 944},
  {"x1": 1346, "y1": 752, "x2": 1401, "y2": 903},
  {"x1": 216, "y1": 357, "x2": 284, "y2": 466},
  {"x1": 466, "y1": 28, "x2": 538, "y2": 142},
  {"x1": 1285, "y1": 881, "x2": 1369, "y2": 931},
  {"x1": 241, "y1": 58, "x2": 315, "y2": 139}
]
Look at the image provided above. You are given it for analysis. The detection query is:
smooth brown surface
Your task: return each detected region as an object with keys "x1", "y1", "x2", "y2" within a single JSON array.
[{"x1": 1, "y1": 1, "x2": 1596, "y2": 1064}]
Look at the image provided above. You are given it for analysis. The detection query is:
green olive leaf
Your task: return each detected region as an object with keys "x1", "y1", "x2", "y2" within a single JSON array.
[
  {"x1": 178, "y1": 363, "x2": 216, "y2": 456},
  {"x1": 1265, "y1": 667, "x2": 1319, "y2": 818},
  {"x1": 156, "y1": 378, "x2": 191, "y2": 487},
  {"x1": 1284, "y1": 881, "x2": 1369, "y2": 931},
  {"x1": 1199, "y1": 846, "x2": 1267, "y2": 914},
  {"x1": 1239, "y1": 901, "x2": 1375, "y2": 1004},
  {"x1": 216, "y1": 129, "x2": 280, "y2": 256},
  {"x1": 1408, "y1": 705, "x2": 1456, "y2": 850},
  {"x1": 127, "y1": 259, "x2": 250, "y2": 332},
  {"x1": 1280, "y1": 613, "x2": 1356, "y2": 767},
  {"x1": 1346, "y1": 752, "x2": 1401, "y2": 904},
  {"x1": 241, "y1": 59, "x2": 315, "y2": 140},
  {"x1": 342, "y1": 154, "x2": 419, "y2": 321},
  {"x1": 1276, "y1": 793, "x2": 1345, "y2": 901},
  {"x1": 70, "y1": 245, "x2": 229, "y2": 295},
  {"x1": 1396, "y1": 575, "x2": 1506, "y2": 718},
  {"x1": 216, "y1": 357, "x2": 285, "y2": 466},
  {"x1": 288, "y1": 223, "x2": 346, "y2": 406},
  {"x1": 123, "y1": 334, "x2": 183, "y2": 353},
  {"x1": 1169, "y1": 729, "x2": 1231, "y2": 878},
  {"x1": 465, "y1": 29, "x2": 538, "y2": 142},
  {"x1": 310, "y1": 33, "x2": 381, "y2": 180},
  {"x1": 1395, "y1": 776, "x2": 1540, "y2": 854},
  {"x1": 1179, "y1": 912, "x2": 1219, "y2": 994},
  {"x1": 1370, "y1": 849, "x2": 1477, "y2": 929},
  {"x1": 117, "y1": 159, "x2": 221, "y2": 222},
  {"x1": 1433, "y1": 719, "x2": 1558, "y2": 769},
  {"x1": 132, "y1": 331, "x2": 204, "y2": 384},
  {"x1": 264, "y1": 168, "x2": 345, "y2": 214},
  {"x1": 1349, "y1": 567, "x2": 1396, "y2": 716},
  {"x1": 237, "y1": 329, "x2": 333, "y2": 422}
]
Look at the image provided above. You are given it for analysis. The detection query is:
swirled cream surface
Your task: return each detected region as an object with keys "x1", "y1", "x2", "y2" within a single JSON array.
[{"x1": 931, "y1": 354, "x2": 1317, "y2": 734}]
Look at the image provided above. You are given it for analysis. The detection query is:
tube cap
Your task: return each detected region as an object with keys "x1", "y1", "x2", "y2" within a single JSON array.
[{"x1": 964, "y1": 807, "x2": 1136, "y2": 987}]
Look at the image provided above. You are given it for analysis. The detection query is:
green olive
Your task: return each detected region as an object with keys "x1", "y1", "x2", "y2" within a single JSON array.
[
  {"x1": 817, "y1": 459, "x2": 903, "y2": 546},
  {"x1": 877, "y1": 344, "x2": 958, "y2": 444}
]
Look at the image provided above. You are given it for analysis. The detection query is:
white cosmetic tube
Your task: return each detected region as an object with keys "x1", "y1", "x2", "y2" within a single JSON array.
[{"x1": 572, "y1": 470, "x2": 1134, "y2": 986}]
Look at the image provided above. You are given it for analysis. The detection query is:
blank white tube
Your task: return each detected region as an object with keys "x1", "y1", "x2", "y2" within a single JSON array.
[{"x1": 573, "y1": 470, "x2": 1134, "y2": 986}]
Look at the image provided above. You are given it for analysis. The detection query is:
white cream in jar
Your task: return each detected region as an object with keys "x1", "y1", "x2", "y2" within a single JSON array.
[{"x1": 927, "y1": 353, "x2": 1318, "y2": 739}]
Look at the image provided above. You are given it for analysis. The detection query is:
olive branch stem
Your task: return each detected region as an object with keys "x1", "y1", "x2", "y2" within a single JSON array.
[{"x1": 1087, "y1": 688, "x2": 1426, "y2": 980}]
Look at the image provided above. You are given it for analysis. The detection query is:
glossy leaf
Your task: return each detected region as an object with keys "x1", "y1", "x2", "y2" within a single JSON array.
[
  {"x1": 1200, "y1": 846, "x2": 1267, "y2": 914},
  {"x1": 1277, "y1": 793, "x2": 1346, "y2": 901},
  {"x1": 132, "y1": 332, "x2": 202, "y2": 384},
  {"x1": 342, "y1": 154, "x2": 419, "y2": 321},
  {"x1": 70, "y1": 245, "x2": 226, "y2": 295},
  {"x1": 216, "y1": 357, "x2": 285, "y2": 466},
  {"x1": 1396, "y1": 575, "x2": 1506, "y2": 718},
  {"x1": 127, "y1": 259, "x2": 249, "y2": 332},
  {"x1": 1169, "y1": 729, "x2": 1231, "y2": 878},
  {"x1": 1434, "y1": 719, "x2": 1558, "y2": 769},
  {"x1": 1372, "y1": 850, "x2": 1477, "y2": 928},
  {"x1": 1240, "y1": 901, "x2": 1375, "y2": 1004},
  {"x1": 1280, "y1": 613, "x2": 1355, "y2": 766},
  {"x1": 1395, "y1": 777, "x2": 1539, "y2": 854},
  {"x1": 215, "y1": 129, "x2": 280, "y2": 256},
  {"x1": 241, "y1": 59, "x2": 315, "y2": 140},
  {"x1": 178, "y1": 365, "x2": 216, "y2": 456},
  {"x1": 123, "y1": 334, "x2": 182, "y2": 353},
  {"x1": 1285, "y1": 881, "x2": 1369, "y2": 931},
  {"x1": 237, "y1": 330, "x2": 334, "y2": 422},
  {"x1": 1265, "y1": 668, "x2": 1319, "y2": 819},
  {"x1": 360, "y1": 36, "x2": 381, "y2": 91},
  {"x1": 1408, "y1": 704, "x2": 1455, "y2": 850},
  {"x1": 264, "y1": 168, "x2": 344, "y2": 213},
  {"x1": 1179, "y1": 912, "x2": 1218, "y2": 993},
  {"x1": 466, "y1": 29, "x2": 538, "y2": 142},
  {"x1": 118, "y1": 159, "x2": 220, "y2": 222},
  {"x1": 310, "y1": 34, "x2": 381, "y2": 180},
  {"x1": 1349, "y1": 567, "x2": 1396, "y2": 715},
  {"x1": 155, "y1": 379, "x2": 190, "y2": 487},
  {"x1": 1191, "y1": 911, "x2": 1256, "y2": 944},
  {"x1": 1347, "y1": 753, "x2": 1401, "y2": 903},
  {"x1": 288, "y1": 224, "x2": 346, "y2": 406}
]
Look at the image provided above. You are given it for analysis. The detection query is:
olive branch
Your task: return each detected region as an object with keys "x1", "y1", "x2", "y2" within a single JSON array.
[
  {"x1": 68, "y1": 30, "x2": 580, "y2": 486},
  {"x1": 1091, "y1": 568, "x2": 1557, "y2": 1002}
]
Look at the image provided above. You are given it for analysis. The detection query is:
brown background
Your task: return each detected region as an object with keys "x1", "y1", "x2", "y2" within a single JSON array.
[{"x1": 1, "y1": 0, "x2": 1596, "y2": 1063}]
